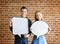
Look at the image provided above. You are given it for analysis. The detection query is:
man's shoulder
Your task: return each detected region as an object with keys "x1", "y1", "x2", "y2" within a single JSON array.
[{"x1": 27, "y1": 18, "x2": 31, "y2": 22}]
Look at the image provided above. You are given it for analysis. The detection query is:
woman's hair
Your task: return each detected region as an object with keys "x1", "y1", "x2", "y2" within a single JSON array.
[
  {"x1": 35, "y1": 11, "x2": 44, "y2": 21},
  {"x1": 35, "y1": 11, "x2": 39, "y2": 21}
]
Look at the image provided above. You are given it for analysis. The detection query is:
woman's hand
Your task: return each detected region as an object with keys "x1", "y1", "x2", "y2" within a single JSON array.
[{"x1": 48, "y1": 27, "x2": 51, "y2": 33}]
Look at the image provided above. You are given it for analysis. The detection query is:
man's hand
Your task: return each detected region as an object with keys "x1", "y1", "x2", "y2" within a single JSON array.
[{"x1": 24, "y1": 34, "x2": 30, "y2": 38}]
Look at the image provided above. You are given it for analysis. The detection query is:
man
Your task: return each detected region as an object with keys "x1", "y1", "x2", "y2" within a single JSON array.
[
  {"x1": 10, "y1": 6, "x2": 32, "y2": 44},
  {"x1": 20, "y1": 6, "x2": 32, "y2": 44}
]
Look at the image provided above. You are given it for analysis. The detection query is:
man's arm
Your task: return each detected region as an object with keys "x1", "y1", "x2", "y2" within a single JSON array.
[
  {"x1": 23, "y1": 19, "x2": 32, "y2": 38},
  {"x1": 9, "y1": 20, "x2": 13, "y2": 32}
]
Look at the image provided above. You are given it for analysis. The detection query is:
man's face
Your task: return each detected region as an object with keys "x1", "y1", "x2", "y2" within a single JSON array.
[{"x1": 21, "y1": 9, "x2": 27, "y2": 18}]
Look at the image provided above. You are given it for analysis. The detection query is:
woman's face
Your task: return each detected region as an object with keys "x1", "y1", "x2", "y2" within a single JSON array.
[{"x1": 36, "y1": 12, "x2": 43, "y2": 20}]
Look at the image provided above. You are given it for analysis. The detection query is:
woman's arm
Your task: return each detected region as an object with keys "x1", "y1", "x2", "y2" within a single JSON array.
[{"x1": 48, "y1": 27, "x2": 51, "y2": 33}]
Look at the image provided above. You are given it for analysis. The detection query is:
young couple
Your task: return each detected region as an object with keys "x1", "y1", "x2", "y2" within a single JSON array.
[{"x1": 10, "y1": 6, "x2": 51, "y2": 44}]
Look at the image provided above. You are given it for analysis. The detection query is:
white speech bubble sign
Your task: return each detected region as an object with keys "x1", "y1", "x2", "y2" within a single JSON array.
[
  {"x1": 11, "y1": 17, "x2": 28, "y2": 35},
  {"x1": 31, "y1": 21, "x2": 48, "y2": 38}
]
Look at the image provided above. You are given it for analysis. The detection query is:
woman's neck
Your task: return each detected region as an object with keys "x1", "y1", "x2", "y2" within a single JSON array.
[{"x1": 39, "y1": 18, "x2": 42, "y2": 21}]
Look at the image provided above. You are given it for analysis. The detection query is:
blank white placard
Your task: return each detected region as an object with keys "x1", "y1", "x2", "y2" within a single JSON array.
[
  {"x1": 31, "y1": 21, "x2": 48, "y2": 38},
  {"x1": 11, "y1": 17, "x2": 28, "y2": 35}
]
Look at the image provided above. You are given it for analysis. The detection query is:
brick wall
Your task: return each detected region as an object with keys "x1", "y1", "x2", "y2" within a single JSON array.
[{"x1": 0, "y1": 0, "x2": 60, "y2": 44}]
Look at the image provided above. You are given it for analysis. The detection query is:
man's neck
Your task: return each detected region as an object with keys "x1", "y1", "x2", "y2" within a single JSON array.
[
  {"x1": 21, "y1": 16, "x2": 27, "y2": 18},
  {"x1": 21, "y1": 14, "x2": 27, "y2": 18}
]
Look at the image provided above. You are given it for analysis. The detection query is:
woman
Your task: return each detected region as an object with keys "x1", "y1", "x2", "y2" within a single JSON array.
[{"x1": 32, "y1": 11, "x2": 51, "y2": 44}]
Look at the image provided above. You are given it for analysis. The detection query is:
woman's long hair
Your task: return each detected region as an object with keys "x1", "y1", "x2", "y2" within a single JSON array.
[{"x1": 35, "y1": 11, "x2": 44, "y2": 21}]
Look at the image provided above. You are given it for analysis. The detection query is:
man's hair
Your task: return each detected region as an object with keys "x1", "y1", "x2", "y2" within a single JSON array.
[{"x1": 21, "y1": 6, "x2": 28, "y2": 11}]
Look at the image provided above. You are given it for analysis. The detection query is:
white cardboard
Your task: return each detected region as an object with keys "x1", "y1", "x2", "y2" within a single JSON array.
[
  {"x1": 11, "y1": 17, "x2": 28, "y2": 35},
  {"x1": 31, "y1": 21, "x2": 48, "y2": 38}
]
